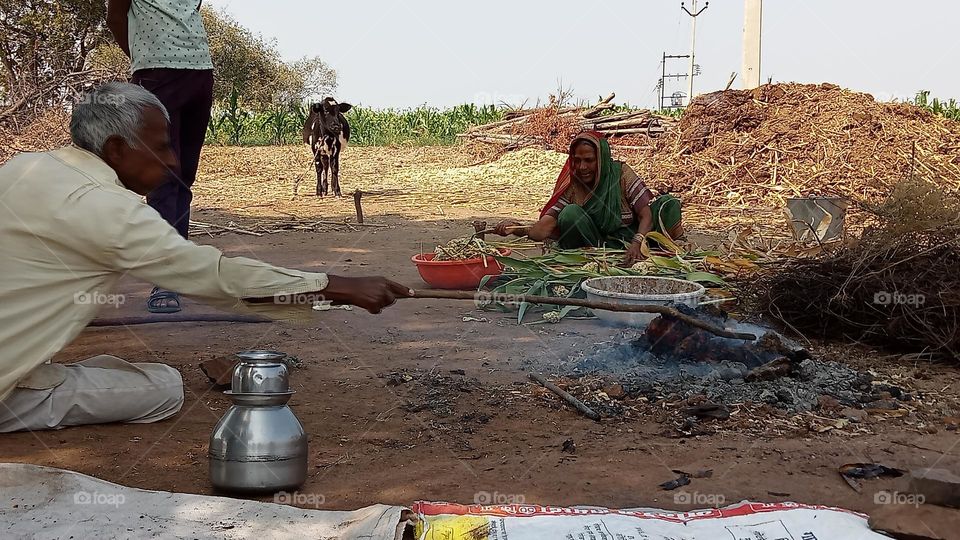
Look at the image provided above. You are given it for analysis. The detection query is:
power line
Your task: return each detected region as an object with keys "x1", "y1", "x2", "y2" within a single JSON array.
[{"x1": 681, "y1": 1, "x2": 709, "y2": 106}]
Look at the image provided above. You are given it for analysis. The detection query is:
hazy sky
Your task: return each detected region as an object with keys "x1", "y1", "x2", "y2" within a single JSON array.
[{"x1": 204, "y1": 0, "x2": 960, "y2": 109}]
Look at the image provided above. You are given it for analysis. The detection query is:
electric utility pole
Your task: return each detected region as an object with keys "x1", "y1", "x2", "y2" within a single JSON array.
[
  {"x1": 681, "y1": 1, "x2": 708, "y2": 106},
  {"x1": 742, "y1": 0, "x2": 762, "y2": 89}
]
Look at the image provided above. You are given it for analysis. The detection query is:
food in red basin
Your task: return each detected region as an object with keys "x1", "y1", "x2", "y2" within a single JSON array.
[{"x1": 411, "y1": 249, "x2": 511, "y2": 290}]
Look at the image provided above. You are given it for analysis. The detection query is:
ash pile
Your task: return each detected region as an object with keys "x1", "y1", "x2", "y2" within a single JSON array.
[{"x1": 562, "y1": 306, "x2": 910, "y2": 413}]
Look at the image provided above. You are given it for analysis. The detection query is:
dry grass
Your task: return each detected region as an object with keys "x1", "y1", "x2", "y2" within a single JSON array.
[
  {"x1": 193, "y1": 144, "x2": 790, "y2": 241},
  {"x1": 194, "y1": 145, "x2": 567, "y2": 222}
]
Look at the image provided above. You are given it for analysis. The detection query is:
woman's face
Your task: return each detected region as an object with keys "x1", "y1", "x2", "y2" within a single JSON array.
[{"x1": 571, "y1": 142, "x2": 598, "y2": 186}]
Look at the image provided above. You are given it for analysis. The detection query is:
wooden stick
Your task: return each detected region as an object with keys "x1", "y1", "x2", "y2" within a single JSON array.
[
  {"x1": 581, "y1": 93, "x2": 617, "y2": 119},
  {"x1": 473, "y1": 226, "x2": 525, "y2": 235},
  {"x1": 579, "y1": 110, "x2": 651, "y2": 125},
  {"x1": 88, "y1": 314, "x2": 272, "y2": 327},
  {"x1": 583, "y1": 117, "x2": 656, "y2": 130},
  {"x1": 189, "y1": 220, "x2": 263, "y2": 236},
  {"x1": 529, "y1": 373, "x2": 601, "y2": 421},
  {"x1": 353, "y1": 189, "x2": 364, "y2": 224},
  {"x1": 724, "y1": 72, "x2": 738, "y2": 91},
  {"x1": 472, "y1": 220, "x2": 488, "y2": 240},
  {"x1": 311, "y1": 220, "x2": 389, "y2": 228},
  {"x1": 408, "y1": 289, "x2": 757, "y2": 340},
  {"x1": 597, "y1": 127, "x2": 666, "y2": 135}
]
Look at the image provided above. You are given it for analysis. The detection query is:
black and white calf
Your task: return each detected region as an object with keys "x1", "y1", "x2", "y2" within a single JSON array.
[{"x1": 302, "y1": 97, "x2": 352, "y2": 197}]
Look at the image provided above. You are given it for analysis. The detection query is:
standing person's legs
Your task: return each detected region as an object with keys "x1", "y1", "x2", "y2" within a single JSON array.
[
  {"x1": 174, "y1": 69, "x2": 214, "y2": 239},
  {"x1": 0, "y1": 356, "x2": 184, "y2": 433},
  {"x1": 131, "y1": 69, "x2": 186, "y2": 234},
  {"x1": 133, "y1": 69, "x2": 213, "y2": 312}
]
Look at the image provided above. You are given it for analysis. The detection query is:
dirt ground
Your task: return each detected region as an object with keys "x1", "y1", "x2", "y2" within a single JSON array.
[{"x1": 1, "y1": 146, "x2": 958, "y2": 518}]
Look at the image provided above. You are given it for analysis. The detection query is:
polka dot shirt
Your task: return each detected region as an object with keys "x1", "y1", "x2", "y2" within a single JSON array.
[{"x1": 127, "y1": 0, "x2": 214, "y2": 72}]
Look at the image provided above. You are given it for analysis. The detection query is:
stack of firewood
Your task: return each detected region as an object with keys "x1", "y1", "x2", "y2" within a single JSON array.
[{"x1": 457, "y1": 93, "x2": 677, "y2": 150}]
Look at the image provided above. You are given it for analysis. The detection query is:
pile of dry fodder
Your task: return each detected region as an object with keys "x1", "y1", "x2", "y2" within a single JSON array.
[
  {"x1": 633, "y1": 83, "x2": 960, "y2": 209},
  {"x1": 468, "y1": 83, "x2": 960, "y2": 216},
  {"x1": 748, "y1": 174, "x2": 960, "y2": 360}
]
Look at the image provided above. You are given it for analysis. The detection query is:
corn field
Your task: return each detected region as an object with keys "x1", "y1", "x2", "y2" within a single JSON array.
[
  {"x1": 914, "y1": 90, "x2": 960, "y2": 121},
  {"x1": 203, "y1": 89, "x2": 958, "y2": 147},
  {"x1": 205, "y1": 89, "x2": 503, "y2": 147}
]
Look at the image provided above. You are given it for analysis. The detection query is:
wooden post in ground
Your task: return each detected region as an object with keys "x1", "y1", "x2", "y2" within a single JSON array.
[{"x1": 353, "y1": 190, "x2": 364, "y2": 224}]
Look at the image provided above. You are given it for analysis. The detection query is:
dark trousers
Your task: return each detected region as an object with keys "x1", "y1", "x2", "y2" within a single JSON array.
[{"x1": 131, "y1": 68, "x2": 214, "y2": 239}]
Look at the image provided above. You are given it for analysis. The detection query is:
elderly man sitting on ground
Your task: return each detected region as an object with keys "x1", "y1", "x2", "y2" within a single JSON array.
[{"x1": 0, "y1": 82, "x2": 411, "y2": 433}]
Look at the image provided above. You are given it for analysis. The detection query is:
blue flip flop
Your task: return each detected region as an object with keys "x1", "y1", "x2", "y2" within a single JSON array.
[{"x1": 147, "y1": 286, "x2": 182, "y2": 313}]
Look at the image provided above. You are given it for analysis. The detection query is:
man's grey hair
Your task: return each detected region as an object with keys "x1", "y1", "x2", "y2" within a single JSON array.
[{"x1": 70, "y1": 82, "x2": 170, "y2": 156}]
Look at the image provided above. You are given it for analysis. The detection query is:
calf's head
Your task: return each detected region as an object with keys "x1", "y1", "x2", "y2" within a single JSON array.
[{"x1": 311, "y1": 97, "x2": 352, "y2": 136}]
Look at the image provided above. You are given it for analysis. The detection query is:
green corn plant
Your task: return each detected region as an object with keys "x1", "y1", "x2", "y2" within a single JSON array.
[
  {"x1": 914, "y1": 90, "x2": 960, "y2": 121},
  {"x1": 213, "y1": 101, "x2": 504, "y2": 146},
  {"x1": 290, "y1": 103, "x2": 309, "y2": 143},
  {"x1": 206, "y1": 111, "x2": 223, "y2": 145},
  {"x1": 259, "y1": 105, "x2": 293, "y2": 145},
  {"x1": 218, "y1": 87, "x2": 251, "y2": 145}
]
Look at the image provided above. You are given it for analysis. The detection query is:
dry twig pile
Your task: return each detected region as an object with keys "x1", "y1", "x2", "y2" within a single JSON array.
[
  {"x1": 459, "y1": 93, "x2": 677, "y2": 152},
  {"x1": 748, "y1": 177, "x2": 960, "y2": 360}
]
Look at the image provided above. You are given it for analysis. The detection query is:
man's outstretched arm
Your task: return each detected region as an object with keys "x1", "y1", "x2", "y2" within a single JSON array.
[{"x1": 107, "y1": 202, "x2": 411, "y2": 317}]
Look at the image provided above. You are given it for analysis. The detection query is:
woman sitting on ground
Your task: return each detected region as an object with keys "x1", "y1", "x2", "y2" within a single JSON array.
[{"x1": 493, "y1": 131, "x2": 683, "y2": 263}]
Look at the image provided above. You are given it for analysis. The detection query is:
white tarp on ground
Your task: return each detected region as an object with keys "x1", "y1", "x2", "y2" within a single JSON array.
[
  {"x1": 412, "y1": 501, "x2": 890, "y2": 539},
  {"x1": 0, "y1": 463, "x2": 406, "y2": 540}
]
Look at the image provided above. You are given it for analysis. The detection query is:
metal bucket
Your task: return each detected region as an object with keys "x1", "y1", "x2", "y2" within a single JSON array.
[{"x1": 785, "y1": 197, "x2": 847, "y2": 242}]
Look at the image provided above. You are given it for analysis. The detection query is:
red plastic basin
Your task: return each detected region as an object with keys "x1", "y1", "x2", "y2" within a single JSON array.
[{"x1": 411, "y1": 249, "x2": 511, "y2": 290}]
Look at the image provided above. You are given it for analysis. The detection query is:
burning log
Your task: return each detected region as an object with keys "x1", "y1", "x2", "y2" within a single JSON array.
[{"x1": 643, "y1": 308, "x2": 809, "y2": 369}]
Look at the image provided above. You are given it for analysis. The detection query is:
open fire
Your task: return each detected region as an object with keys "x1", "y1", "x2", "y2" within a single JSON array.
[
  {"x1": 561, "y1": 306, "x2": 890, "y2": 414},
  {"x1": 643, "y1": 305, "x2": 809, "y2": 369}
]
